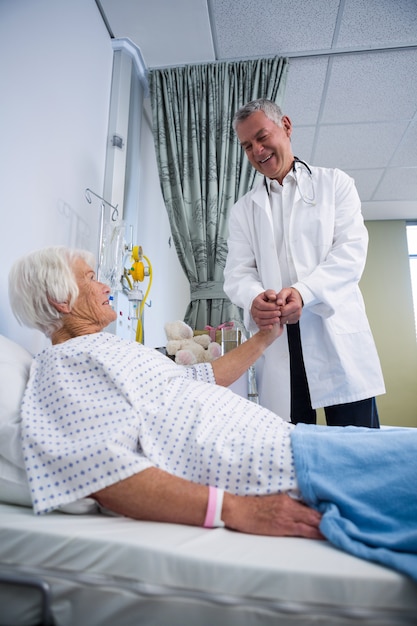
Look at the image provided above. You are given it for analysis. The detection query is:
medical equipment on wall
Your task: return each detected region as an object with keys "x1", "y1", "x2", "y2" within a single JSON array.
[
  {"x1": 85, "y1": 188, "x2": 152, "y2": 343},
  {"x1": 122, "y1": 244, "x2": 153, "y2": 344},
  {"x1": 263, "y1": 156, "x2": 316, "y2": 206},
  {"x1": 85, "y1": 188, "x2": 122, "y2": 288}
]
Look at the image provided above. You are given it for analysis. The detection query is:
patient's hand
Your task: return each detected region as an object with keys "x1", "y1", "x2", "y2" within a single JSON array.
[
  {"x1": 211, "y1": 321, "x2": 283, "y2": 387},
  {"x1": 92, "y1": 468, "x2": 322, "y2": 539},
  {"x1": 257, "y1": 321, "x2": 284, "y2": 346},
  {"x1": 223, "y1": 493, "x2": 323, "y2": 539}
]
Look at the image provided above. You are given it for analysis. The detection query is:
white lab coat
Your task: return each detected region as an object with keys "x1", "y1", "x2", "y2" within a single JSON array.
[{"x1": 224, "y1": 165, "x2": 385, "y2": 419}]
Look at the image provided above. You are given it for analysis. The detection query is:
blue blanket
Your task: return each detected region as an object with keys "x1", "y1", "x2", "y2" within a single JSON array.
[{"x1": 291, "y1": 424, "x2": 417, "y2": 581}]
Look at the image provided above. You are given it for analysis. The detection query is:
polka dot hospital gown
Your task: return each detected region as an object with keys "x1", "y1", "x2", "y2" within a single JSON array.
[{"x1": 21, "y1": 333, "x2": 299, "y2": 514}]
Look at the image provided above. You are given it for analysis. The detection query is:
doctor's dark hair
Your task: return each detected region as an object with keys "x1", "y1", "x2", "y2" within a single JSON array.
[
  {"x1": 8, "y1": 246, "x2": 95, "y2": 338},
  {"x1": 232, "y1": 99, "x2": 284, "y2": 131}
]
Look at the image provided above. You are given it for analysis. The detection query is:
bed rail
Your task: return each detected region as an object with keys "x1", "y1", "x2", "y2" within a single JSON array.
[{"x1": 0, "y1": 566, "x2": 55, "y2": 626}]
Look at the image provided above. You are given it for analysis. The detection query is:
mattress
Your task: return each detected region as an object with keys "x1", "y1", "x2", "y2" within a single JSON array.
[{"x1": 1, "y1": 503, "x2": 416, "y2": 626}]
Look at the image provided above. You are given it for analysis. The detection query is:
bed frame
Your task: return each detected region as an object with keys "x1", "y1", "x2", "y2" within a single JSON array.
[
  {"x1": 1, "y1": 333, "x2": 416, "y2": 625},
  {"x1": 1, "y1": 502, "x2": 417, "y2": 626}
]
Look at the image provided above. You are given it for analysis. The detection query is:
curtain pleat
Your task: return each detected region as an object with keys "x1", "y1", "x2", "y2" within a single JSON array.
[{"x1": 149, "y1": 57, "x2": 288, "y2": 329}]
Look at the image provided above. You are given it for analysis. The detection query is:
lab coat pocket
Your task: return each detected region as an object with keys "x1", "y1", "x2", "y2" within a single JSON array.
[
  {"x1": 306, "y1": 205, "x2": 334, "y2": 246},
  {"x1": 327, "y1": 293, "x2": 370, "y2": 335},
  {"x1": 291, "y1": 205, "x2": 334, "y2": 261}
]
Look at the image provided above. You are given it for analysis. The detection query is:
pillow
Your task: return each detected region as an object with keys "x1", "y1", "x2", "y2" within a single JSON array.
[
  {"x1": 0, "y1": 335, "x2": 33, "y2": 427},
  {"x1": 0, "y1": 335, "x2": 33, "y2": 506},
  {"x1": 0, "y1": 335, "x2": 98, "y2": 514}
]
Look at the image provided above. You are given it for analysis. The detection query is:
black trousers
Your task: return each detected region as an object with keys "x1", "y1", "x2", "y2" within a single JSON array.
[{"x1": 287, "y1": 322, "x2": 380, "y2": 428}]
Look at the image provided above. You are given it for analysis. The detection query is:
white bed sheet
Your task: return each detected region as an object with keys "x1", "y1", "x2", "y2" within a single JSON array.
[{"x1": 1, "y1": 503, "x2": 417, "y2": 626}]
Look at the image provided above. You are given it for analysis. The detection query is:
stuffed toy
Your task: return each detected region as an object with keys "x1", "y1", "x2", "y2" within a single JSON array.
[{"x1": 165, "y1": 320, "x2": 222, "y2": 365}]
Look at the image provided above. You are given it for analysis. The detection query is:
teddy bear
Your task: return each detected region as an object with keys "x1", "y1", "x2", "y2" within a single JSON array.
[{"x1": 164, "y1": 320, "x2": 222, "y2": 365}]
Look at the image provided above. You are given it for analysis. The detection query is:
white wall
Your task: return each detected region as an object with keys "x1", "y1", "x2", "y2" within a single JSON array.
[
  {"x1": 0, "y1": 0, "x2": 189, "y2": 354},
  {"x1": 0, "y1": 0, "x2": 113, "y2": 354}
]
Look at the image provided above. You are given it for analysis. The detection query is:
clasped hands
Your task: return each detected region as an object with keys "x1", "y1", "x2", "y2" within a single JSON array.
[{"x1": 251, "y1": 287, "x2": 303, "y2": 330}]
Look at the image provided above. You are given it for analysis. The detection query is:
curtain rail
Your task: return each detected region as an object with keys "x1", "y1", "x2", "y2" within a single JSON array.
[{"x1": 149, "y1": 43, "x2": 417, "y2": 72}]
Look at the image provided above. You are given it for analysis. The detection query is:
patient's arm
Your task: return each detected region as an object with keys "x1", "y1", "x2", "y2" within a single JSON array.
[
  {"x1": 91, "y1": 467, "x2": 322, "y2": 539},
  {"x1": 211, "y1": 324, "x2": 283, "y2": 387}
]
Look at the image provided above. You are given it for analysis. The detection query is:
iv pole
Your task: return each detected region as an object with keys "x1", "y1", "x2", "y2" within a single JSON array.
[{"x1": 85, "y1": 188, "x2": 119, "y2": 278}]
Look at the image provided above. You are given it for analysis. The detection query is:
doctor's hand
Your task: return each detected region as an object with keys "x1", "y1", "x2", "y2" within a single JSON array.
[
  {"x1": 276, "y1": 287, "x2": 303, "y2": 325},
  {"x1": 223, "y1": 492, "x2": 323, "y2": 539},
  {"x1": 251, "y1": 289, "x2": 282, "y2": 329}
]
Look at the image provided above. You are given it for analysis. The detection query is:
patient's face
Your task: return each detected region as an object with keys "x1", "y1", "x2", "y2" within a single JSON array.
[{"x1": 70, "y1": 258, "x2": 117, "y2": 332}]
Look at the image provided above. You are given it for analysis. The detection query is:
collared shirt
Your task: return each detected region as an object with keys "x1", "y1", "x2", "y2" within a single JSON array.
[{"x1": 265, "y1": 173, "x2": 298, "y2": 287}]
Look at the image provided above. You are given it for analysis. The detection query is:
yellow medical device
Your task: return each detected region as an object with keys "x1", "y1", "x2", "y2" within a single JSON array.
[{"x1": 123, "y1": 245, "x2": 153, "y2": 344}]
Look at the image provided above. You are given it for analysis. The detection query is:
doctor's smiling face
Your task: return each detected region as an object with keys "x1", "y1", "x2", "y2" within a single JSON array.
[{"x1": 236, "y1": 110, "x2": 295, "y2": 185}]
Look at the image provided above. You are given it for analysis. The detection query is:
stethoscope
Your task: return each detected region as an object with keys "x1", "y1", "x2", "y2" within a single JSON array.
[{"x1": 264, "y1": 156, "x2": 316, "y2": 206}]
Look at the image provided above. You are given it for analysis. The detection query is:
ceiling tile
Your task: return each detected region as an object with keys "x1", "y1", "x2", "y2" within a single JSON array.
[
  {"x1": 391, "y1": 121, "x2": 417, "y2": 167},
  {"x1": 345, "y1": 168, "x2": 385, "y2": 202},
  {"x1": 337, "y1": 0, "x2": 417, "y2": 48},
  {"x1": 290, "y1": 126, "x2": 316, "y2": 164},
  {"x1": 313, "y1": 122, "x2": 408, "y2": 170},
  {"x1": 209, "y1": 0, "x2": 340, "y2": 58},
  {"x1": 373, "y1": 167, "x2": 417, "y2": 202},
  {"x1": 322, "y1": 50, "x2": 417, "y2": 123},
  {"x1": 362, "y1": 200, "x2": 417, "y2": 221},
  {"x1": 283, "y1": 57, "x2": 328, "y2": 126}
]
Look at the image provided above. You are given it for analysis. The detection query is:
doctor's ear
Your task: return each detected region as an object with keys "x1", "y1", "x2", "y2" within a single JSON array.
[{"x1": 281, "y1": 116, "x2": 292, "y2": 137}]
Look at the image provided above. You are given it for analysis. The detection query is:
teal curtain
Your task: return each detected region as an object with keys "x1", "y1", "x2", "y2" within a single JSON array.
[{"x1": 149, "y1": 57, "x2": 288, "y2": 329}]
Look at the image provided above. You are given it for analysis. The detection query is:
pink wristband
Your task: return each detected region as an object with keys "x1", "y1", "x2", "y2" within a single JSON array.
[{"x1": 203, "y1": 486, "x2": 225, "y2": 528}]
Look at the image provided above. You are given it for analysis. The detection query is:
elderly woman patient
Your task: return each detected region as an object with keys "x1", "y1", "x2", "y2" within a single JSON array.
[{"x1": 8, "y1": 247, "x2": 417, "y2": 581}]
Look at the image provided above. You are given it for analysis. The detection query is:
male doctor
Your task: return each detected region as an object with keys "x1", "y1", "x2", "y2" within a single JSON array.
[{"x1": 224, "y1": 99, "x2": 385, "y2": 427}]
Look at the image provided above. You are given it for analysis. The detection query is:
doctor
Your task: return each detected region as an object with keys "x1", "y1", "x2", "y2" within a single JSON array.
[{"x1": 224, "y1": 99, "x2": 385, "y2": 427}]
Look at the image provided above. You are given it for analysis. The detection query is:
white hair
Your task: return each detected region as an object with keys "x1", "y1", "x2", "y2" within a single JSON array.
[
  {"x1": 233, "y1": 98, "x2": 284, "y2": 132},
  {"x1": 8, "y1": 246, "x2": 95, "y2": 338}
]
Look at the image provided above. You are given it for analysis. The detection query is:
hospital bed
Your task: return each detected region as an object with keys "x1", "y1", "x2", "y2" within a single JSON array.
[{"x1": 1, "y1": 334, "x2": 416, "y2": 626}]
